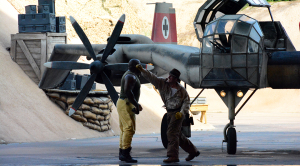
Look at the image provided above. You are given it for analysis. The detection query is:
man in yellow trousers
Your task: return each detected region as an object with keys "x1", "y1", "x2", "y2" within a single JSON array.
[{"x1": 117, "y1": 59, "x2": 143, "y2": 163}]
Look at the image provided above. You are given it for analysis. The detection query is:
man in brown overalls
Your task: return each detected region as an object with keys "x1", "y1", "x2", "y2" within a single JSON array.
[
  {"x1": 136, "y1": 65, "x2": 200, "y2": 163},
  {"x1": 117, "y1": 59, "x2": 143, "y2": 163}
]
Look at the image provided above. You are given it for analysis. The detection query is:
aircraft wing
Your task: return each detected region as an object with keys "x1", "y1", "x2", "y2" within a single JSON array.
[{"x1": 38, "y1": 44, "x2": 106, "y2": 89}]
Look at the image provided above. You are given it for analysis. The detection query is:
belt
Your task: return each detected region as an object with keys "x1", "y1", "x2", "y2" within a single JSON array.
[
  {"x1": 119, "y1": 97, "x2": 126, "y2": 100},
  {"x1": 166, "y1": 108, "x2": 181, "y2": 112}
]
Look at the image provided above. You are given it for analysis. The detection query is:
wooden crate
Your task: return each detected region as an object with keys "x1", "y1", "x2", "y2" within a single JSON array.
[{"x1": 10, "y1": 32, "x2": 67, "y2": 84}]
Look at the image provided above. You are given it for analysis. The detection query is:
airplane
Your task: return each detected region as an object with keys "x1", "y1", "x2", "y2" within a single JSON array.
[{"x1": 38, "y1": 0, "x2": 300, "y2": 155}]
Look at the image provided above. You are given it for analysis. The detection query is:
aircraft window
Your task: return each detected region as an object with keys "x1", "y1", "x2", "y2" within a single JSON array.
[
  {"x1": 215, "y1": 11, "x2": 225, "y2": 19},
  {"x1": 196, "y1": 10, "x2": 205, "y2": 23},
  {"x1": 239, "y1": 15, "x2": 255, "y2": 24},
  {"x1": 214, "y1": 54, "x2": 231, "y2": 68},
  {"x1": 222, "y1": 15, "x2": 242, "y2": 20},
  {"x1": 253, "y1": 22, "x2": 263, "y2": 37},
  {"x1": 204, "y1": 21, "x2": 217, "y2": 36},
  {"x1": 211, "y1": 39, "x2": 230, "y2": 53},
  {"x1": 247, "y1": 54, "x2": 258, "y2": 67},
  {"x1": 249, "y1": 28, "x2": 260, "y2": 43},
  {"x1": 202, "y1": 54, "x2": 213, "y2": 68},
  {"x1": 204, "y1": 0, "x2": 216, "y2": 9},
  {"x1": 206, "y1": 11, "x2": 214, "y2": 23},
  {"x1": 216, "y1": 20, "x2": 235, "y2": 34},
  {"x1": 202, "y1": 36, "x2": 213, "y2": 53},
  {"x1": 248, "y1": 39, "x2": 258, "y2": 53},
  {"x1": 195, "y1": 24, "x2": 203, "y2": 38},
  {"x1": 233, "y1": 21, "x2": 251, "y2": 36},
  {"x1": 232, "y1": 35, "x2": 247, "y2": 53},
  {"x1": 232, "y1": 54, "x2": 246, "y2": 67}
]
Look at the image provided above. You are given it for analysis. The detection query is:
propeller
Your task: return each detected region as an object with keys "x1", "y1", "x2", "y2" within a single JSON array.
[
  {"x1": 47, "y1": 14, "x2": 126, "y2": 116},
  {"x1": 44, "y1": 14, "x2": 154, "y2": 117}
]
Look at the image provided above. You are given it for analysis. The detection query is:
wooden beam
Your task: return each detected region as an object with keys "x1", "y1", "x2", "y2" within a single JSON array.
[
  {"x1": 10, "y1": 38, "x2": 16, "y2": 61},
  {"x1": 40, "y1": 39, "x2": 47, "y2": 78},
  {"x1": 17, "y1": 40, "x2": 41, "y2": 80},
  {"x1": 12, "y1": 33, "x2": 46, "y2": 40}
]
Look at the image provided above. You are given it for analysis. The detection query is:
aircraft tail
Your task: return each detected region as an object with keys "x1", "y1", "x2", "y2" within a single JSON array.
[{"x1": 150, "y1": 2, "x2": 177, "y2": 44}]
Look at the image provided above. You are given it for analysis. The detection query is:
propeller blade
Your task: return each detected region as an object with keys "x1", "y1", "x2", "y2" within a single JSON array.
[
  {"x1": 101, "y1": 72, "x2": 119, "y2": 106},
  {"x1": 68, "y1": 73, "x2": 97, "y2": 116},
  {"x1": 44, "y1": 61, "x2": 90, "y2": 70},
  {"x1": 101, "y1": 14, "x2": 125, "y2": 63},
  {"x1": 70, "y1": 16, "x2": 97, "y2": 61}
]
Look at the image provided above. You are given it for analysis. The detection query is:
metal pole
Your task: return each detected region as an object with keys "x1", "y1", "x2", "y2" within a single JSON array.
[
  {"x1": 190, "y1": 88, "x2": 205, "y2": 106},
  {"x1": 235, "y1": 89, "x2": 257, "y2": 116}
]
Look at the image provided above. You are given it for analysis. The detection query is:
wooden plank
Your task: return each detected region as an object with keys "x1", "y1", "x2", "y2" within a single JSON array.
[
  {"x1": 47, "y1": 32, "x2": 67, "y2": 37},
  {"x1": 40, "y1": 39, "x2": 47, "y2": 78},
  {"x1": 12, "y1": 33, "x2": 46, "y2": 40},
  {"x1": 16, "y1": 47, "x2": 41, "y2": 54},
  {"x1": 24, "y1": 40, "x2": 41, "y2": 48},
  {"x1": 10, "y1": 38, "x2": 17, "y2": 61},
  {"x1": 17, "y1": 40, "x2": 41, "y2": 80},
  {"x1": 15, "y1": 50, "x2": 41, "y2": 61},
  {"x1": 16, "y1": 58, "x2": 30, "y2": 65}
]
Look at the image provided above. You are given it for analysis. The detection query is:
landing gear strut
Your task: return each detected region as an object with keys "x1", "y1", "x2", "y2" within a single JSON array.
[{"x1": 216, "y1": 88, "x2": 257, "y2": 154}]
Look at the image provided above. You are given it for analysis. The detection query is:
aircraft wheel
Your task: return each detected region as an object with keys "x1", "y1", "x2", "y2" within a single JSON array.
[
  {"x1": 227, "y1": 127, "x2": 237, "y2": 154},
  {"x1": 161, "y1": 113, "x2": 168, "y2": 149}
]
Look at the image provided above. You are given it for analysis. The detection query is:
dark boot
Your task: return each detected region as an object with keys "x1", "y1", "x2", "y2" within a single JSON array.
[
  {"x1": 119, "y1": 148, "x2": 125, "y2": 161},
  {"x1": 122, "y1": 147, "x2": 137, "y2": 163}
]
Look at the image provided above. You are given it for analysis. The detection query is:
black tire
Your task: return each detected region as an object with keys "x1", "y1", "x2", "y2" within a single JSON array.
[
  {"x1": 227, "y1": 127, "x2": 237, "y2": 154},
  {"x1": 161, "y1": 113, "x2": 168, "y2": 149}
]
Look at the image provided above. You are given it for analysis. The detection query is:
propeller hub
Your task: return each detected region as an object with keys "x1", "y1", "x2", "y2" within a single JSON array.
[{"x1": 90, "y1": 60, "x2": 104, "y2": 74}]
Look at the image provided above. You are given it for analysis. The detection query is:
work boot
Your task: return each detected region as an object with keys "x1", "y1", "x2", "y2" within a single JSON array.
[
  {"x1": 119, "y1": 148, "x2": 125, "y2": 161},
  {"x1": 122, "y1": 147, "x2": 137, "y2": 163},
  {"x1": 185, "y1": 151, "x2": 200, "y2": 161},
  {"x1": 163, "y1": 157, "x2": 180, "y2": 163}
]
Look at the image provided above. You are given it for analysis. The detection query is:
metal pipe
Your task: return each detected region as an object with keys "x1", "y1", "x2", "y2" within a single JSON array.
[
  {"x1": 268, "y1": 7, "x2": 274, "y2": 22},
  {"x1": 190, "y1": 88, "x2": 205, "y2": 106},
  {"x1": 228, "y1": 89, "x2": 235, "y2": 121},
  {"x1": 235, "y1": 89, "x2": 257, "y2": 116}
]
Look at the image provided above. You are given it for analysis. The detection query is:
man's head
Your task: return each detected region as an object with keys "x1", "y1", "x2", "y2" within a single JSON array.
[
  {"x1": 167, "y1": 68, "x2": 181, "y2": 83},
  {"x1": 128, "y1": 59, "x2": 141, "y2": 73}
]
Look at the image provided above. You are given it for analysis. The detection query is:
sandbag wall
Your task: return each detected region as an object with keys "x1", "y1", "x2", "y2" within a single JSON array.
[{"x1": 46, "y1": 92, "x2": 113, "y2": 132}]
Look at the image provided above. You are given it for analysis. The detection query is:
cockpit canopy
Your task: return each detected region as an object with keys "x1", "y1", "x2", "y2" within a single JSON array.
[
  {"x1": 194, "y1": 0, "x2": 270, "y2": 42},
  {"x1": 202, "y1": 14, "x2": 264, "y2": 54},
  {"x1": 200, "y1": 14, "x2": 266, "y2": 88}
]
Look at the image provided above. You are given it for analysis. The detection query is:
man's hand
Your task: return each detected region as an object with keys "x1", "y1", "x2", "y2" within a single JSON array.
[
  {"x1": 175, "y1": 112, "x2": 183, "y2": 119},
  {"x1": 136, "y1": 64, "x2": 143, "y2": 71},
  {"x1": 138, "y1": 104, "x2": 143, "y2": 111}
]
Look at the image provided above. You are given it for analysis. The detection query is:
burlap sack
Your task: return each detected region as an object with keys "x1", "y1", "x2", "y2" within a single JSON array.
[
  {"x1": 60, "y1": 95, "x2": 67, "y2": 102},
  {"x1": 71, "y1": 114, "x2": 87, "y2": 122},
  {"x1": 67, "y1": 96, "x2": 76, "y2": 104},
  {"x1": 105, "y1": 113, "x2": 111, "y2": 120},
  {"x1": 99, "y1": 104, "x2": 108, "y2": 109},
  {"x1": 102, "y1": 109, "x2": 110, "y2": 116},
  {"x1": 83, "y1": 111, "x2": 97, "y2": 120},
  {"x1": 99, "y1": 97, "x2": 111, "y2": 104},
  {"x1": 75, "y1": 110, "x2": 83, "y2": 116},
  {"x1": 96, "y1": 115, "x2": 105, "y2": 121},
  {"x1": 79, "y1": 104, "x2": 90, "y2": 110},
  {"x1": 88, "y1": 119, "x2": 100, "y2": 126},
  {"x1": 92, "y1": 97, "x2": 103, "y2": 104},
  {"x1": 84, "y1": 122, "x2": 101, "y2": 131},
  {"x1": 83, "y1": 97, "x2": 94, "y2": 105},
  {"x1": 101, "y1": 125, "x2": 108, "y2": 131},
  {"x1": 100, "y1": 120, "x2": 108, "y2": 126},
  {"x1": 55, "y1": 100, "x2": 66, "y2": 110},
  {"x1": 47, "y1": 92, "x2": 60, "y2": 99},
  {"x1": 91, "y1": 107, "x2": 103, "y2": 115}
]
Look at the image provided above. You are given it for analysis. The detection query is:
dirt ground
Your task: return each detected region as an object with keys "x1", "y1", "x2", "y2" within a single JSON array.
[{"x1": 0, "y1": 0, "x2": 299, "y2": 143}]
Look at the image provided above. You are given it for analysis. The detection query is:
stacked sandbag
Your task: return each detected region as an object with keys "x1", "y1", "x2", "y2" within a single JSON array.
[{"x1": 46, "y1": 92, "x2": 113, "y2": 132}]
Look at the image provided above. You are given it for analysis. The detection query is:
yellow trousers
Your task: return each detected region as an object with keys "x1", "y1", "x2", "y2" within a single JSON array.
[{"x1": 117, "y1": 98, "x2": 136, "y2": 149}]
